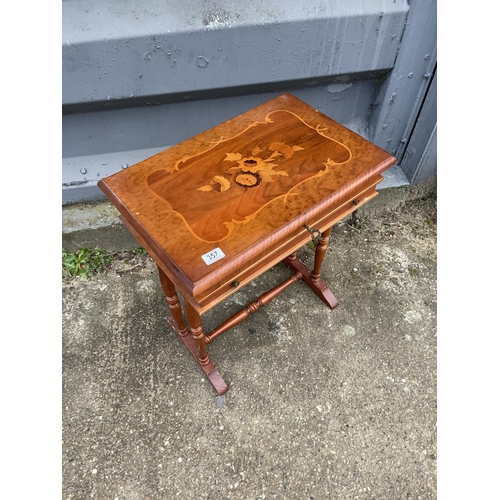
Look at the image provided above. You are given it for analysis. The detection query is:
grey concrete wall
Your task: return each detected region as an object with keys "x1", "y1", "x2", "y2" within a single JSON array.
[
  {"x1": 368, "y1": 0, "x2": 437, "y2": 180},
  {"x1": 63, "y1": 0, "x2": 408, "y2": 109},
  {"x1": 62, "y1": 0, "x2": 436, "y2": 205},
  {"x1": 400, "y1": 69, "x2": 437, "y2": 184}
]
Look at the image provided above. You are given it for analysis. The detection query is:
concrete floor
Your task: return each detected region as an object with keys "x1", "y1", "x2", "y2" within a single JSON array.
[{"x1": 62, "y1": 193, "x2": 437, "y2": 499}]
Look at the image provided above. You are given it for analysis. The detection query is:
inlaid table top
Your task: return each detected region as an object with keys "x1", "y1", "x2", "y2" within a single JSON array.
[{"x1": 98, "y1": 93, "x2": 396, "y2": 308}]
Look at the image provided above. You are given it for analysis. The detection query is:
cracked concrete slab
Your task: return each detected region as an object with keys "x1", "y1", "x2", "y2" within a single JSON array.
[{"x1": 62, "y1": 193, "x2": 437, "y2": 499}]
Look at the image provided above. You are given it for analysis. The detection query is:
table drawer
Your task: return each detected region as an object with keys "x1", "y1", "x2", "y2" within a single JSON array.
[{"x1": 195, "y1": 179, "x2": 379, "y2": 311}]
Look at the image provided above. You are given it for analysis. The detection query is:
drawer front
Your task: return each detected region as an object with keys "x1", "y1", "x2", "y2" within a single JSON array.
[{"x1": 195, "y1": 180, "x2": 379, "y2": 311}]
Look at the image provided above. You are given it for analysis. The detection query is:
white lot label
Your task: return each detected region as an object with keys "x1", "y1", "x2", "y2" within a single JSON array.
[{"x1": 201, "y1": 247, "x2": 225, "y2": 265}]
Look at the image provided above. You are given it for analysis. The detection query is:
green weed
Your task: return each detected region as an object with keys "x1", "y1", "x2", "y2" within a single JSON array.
[{"x1": 62, "y1": 247, "x2": 114, "y2": 278}]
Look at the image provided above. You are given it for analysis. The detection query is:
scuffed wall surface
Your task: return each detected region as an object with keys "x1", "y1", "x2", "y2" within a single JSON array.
[{"x1": 62, "y1": 0, "x2": 436, "y2": 204}]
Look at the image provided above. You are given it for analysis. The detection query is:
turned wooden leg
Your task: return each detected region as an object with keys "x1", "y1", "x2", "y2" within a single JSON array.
[
  {"x1": 311, "y1": 226, "x2": 333, "y2": 283},
  {"x1": 184, "y1": 301, "x2": 210, "y2": 366},
  {"x1": 183, "y1": 300, "x2": 228, "y2": 395},
  {"x1": 282, "y1": 226, "x2": 338, "y2": 309},
  {"x1": 157, "y1": 265, "x2": 189, "y2": 337}
]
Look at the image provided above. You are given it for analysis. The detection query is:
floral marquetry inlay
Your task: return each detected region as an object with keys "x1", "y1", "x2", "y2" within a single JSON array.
[
  {"x1": 146, "y1": 109, "x2": 353, "y2": 242},
  {"x1": 197, "y1": 143, "x2": 305, "y2": 193}
]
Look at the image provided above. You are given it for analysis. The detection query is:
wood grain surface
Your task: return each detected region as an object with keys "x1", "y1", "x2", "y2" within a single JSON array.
[{"x1": 98, "y1": 93, "x2": 396, "y2": 301}]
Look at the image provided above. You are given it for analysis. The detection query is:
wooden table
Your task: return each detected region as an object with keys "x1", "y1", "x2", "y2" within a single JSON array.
[{"x1": 98, "y1": 93, "x2": 396, "y2": 395}]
